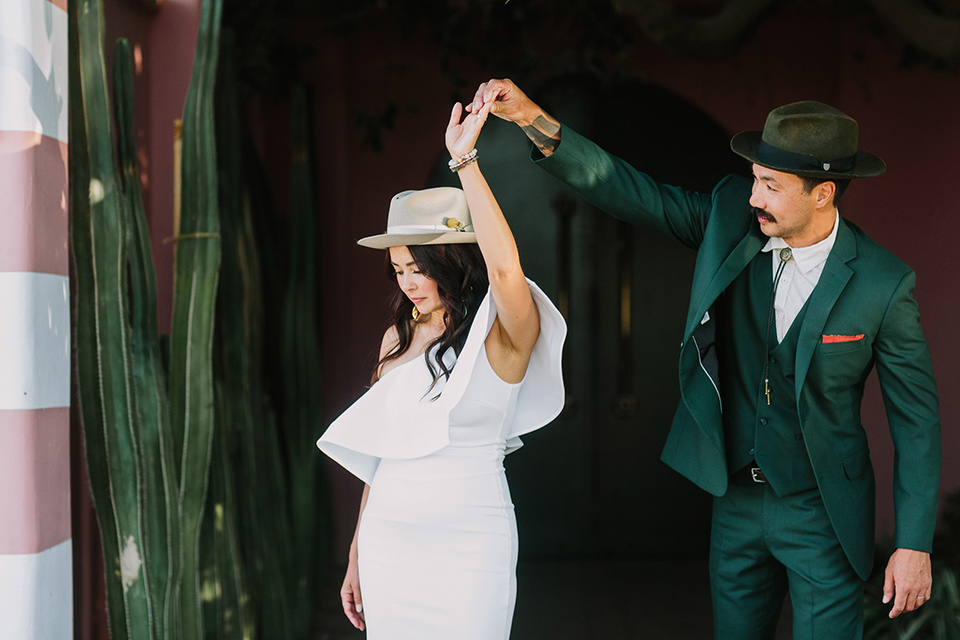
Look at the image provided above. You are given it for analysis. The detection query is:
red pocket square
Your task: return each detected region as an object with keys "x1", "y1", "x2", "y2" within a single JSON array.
[{"x1": 822, "y1": 334, "x2": 865, "y2": 344}]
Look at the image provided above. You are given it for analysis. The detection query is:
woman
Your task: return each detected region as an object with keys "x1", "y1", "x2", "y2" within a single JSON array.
[{"x1": 317, "y1": 101, "x2": 566, "y2": 638}]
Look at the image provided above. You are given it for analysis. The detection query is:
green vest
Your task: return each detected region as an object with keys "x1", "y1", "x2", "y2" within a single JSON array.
[{"x1": 722, "y1": 252, "x2": 817, "y2": 496}]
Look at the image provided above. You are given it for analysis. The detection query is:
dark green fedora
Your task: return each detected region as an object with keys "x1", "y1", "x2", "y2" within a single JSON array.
[{"x1": 731, "y1": 101, "x2": 885, "y2": 179}]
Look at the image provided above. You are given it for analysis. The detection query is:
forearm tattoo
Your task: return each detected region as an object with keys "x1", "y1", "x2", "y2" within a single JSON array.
[{"x1": 521, "y1": 114, "x2": 561, "y2": 156}]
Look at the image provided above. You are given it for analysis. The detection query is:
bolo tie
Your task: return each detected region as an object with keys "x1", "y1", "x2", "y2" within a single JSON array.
[{"x1": 763, "y1": 247, "x2": 793, "y2": 405}]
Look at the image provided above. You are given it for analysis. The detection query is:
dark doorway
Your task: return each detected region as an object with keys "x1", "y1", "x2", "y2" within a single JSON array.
[{"x1": 433, "y1": 77, "x2": 744, "y2": 558}]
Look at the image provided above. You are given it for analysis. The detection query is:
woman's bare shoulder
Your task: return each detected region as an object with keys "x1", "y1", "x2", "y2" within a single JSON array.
[{"x1": 379, "y1": 325, "x2": 400, "y2": 360}]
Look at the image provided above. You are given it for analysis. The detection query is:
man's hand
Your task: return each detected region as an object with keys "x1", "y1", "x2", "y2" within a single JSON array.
[
  {"x1": 467, "y1": 78, "x2": 538, "y2": 125},
  {"x1": 883, "y1": 548, "x2": 932, "y2": 618},
  {"x1": 467, "y1": 78, "x2": 562, "y2": 156}
]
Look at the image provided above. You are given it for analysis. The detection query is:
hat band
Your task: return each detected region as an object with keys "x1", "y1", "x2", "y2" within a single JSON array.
[
  {"x1": 757, "y1": 140, "x2": 857, "y2": 174},
  {"x1": 385, "y1": 223, "x2": 472, "y2": 235}
]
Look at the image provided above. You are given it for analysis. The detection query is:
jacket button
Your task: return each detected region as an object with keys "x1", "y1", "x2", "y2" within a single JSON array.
[
  {"x1": 759, "y1": 418, "x2": 769, "y2": 426},
  {"x1": 749, "y1": 448, "x2": 756, "y2": 456}
]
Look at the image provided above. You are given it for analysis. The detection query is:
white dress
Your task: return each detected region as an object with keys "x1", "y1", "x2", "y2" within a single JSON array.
[{"x1": 317, "y1": 280, "x2": 566, "y2": 639}]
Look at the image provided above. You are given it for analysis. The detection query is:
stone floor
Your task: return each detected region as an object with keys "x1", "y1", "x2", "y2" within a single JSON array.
[{"x1": 313, "y1": 557, "x2": 793, "y2": 639}]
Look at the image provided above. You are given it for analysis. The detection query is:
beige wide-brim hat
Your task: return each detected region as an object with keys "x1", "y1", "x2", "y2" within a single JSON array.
[{"x1": 357, "y1": 187, "x2": 477, "y2": 249}]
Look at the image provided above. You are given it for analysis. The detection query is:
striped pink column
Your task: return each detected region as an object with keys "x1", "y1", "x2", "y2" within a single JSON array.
[{"x1": 0, "y1": 0, "x2": 73, "y2": 638}]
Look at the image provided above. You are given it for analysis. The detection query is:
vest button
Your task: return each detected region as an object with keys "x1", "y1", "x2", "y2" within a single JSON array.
[{"x1": 759, "y1": 418, "x2": 769, "y2": 426}]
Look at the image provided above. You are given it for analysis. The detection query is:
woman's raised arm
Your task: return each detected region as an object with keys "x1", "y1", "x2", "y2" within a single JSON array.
[{"x1": 445, "y1": 102, "x2": 539, "y2": 382}]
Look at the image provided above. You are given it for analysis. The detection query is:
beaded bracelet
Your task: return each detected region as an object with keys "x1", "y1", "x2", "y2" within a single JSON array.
[{"x1": 448, "y1": 148, "x2": 478, "y2": 173}]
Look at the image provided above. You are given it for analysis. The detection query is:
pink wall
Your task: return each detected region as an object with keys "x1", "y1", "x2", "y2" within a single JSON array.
[
  {"x1": 285, "y1": 11, "x2": 958, "y2": 553},
  {"x1": 145, "y1": 0, "x2": 201, "y2": 333},
  {"x1": 624, "y1": 11, "x2": 960, "y2": 541},
  {"x1": 78, "y1": 1, "x2": 957, "y2": 586}
]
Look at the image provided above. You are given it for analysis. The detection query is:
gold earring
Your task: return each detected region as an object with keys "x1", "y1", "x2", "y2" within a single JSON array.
[{"x1": 412, "y1": 307, "x2": 421, "y2": 321}]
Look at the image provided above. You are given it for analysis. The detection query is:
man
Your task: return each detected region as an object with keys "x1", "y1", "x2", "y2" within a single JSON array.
[{"x1": 468, "y1": 80, "x2": 941, "y2": 638}]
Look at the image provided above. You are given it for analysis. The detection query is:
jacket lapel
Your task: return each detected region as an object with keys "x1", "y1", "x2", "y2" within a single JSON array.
[
  {"x1": 688, "y1": 225, "x2": 765, "y2": 336},
  {"x1": 794, "y1": 219, "x2": 857, "y2": 397}
]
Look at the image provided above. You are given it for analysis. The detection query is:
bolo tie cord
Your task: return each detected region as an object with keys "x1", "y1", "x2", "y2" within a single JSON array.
[{"x1": 763, "y1": 247, "x2": 793, "y2": 406}]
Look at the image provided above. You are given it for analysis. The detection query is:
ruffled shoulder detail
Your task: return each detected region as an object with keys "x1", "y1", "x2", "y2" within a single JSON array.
[
  {"x1": 315, "y1": 353, "x2": 449, "y2": 483},
  {"x1": 442, "y1": 279, "x2": 567, "y2": 454},
  {"x1": 317, "y1": 278, "x2": 566, "y2": 483}
]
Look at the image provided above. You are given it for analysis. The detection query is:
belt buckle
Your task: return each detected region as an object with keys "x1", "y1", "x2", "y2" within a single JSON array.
[{"x1": 750, "y1": 467, "x2": 767, "y2": 484}]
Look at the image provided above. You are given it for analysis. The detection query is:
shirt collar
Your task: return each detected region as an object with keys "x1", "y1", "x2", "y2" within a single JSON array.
[{"x1": 762, "y1": 211, "x2": 840, "y2": 274}]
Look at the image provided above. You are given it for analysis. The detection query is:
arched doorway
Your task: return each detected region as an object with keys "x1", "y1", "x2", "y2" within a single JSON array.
[
  {"x1": 434, "y1": 77, "x2": 744, "y2": 559},
  {"x1": 427, "y1": 77, "x2": 775, "y2": 637}
]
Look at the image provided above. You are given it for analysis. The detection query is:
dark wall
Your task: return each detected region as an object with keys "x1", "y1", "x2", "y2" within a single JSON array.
[
  {"x1": 82, "y1": 0, "x2": 960, "y2": 578},
  {"x1": 280, "y1": 8, "x2": 959, "y2": 559}
]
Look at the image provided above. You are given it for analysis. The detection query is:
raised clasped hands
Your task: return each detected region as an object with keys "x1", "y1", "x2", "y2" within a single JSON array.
[
  {"x1": 883, "y1": 548, "x2": 932, "y2": 618},
  {"x1": 465, "y1": 79, "x2": 561, "y2": 157},
  {"x1": 465, "y1": 78, "x2": 538, "y2": 125}
]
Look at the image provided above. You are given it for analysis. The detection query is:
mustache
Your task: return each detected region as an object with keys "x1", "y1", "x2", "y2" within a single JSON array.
[{"x1": 752, "y1": 207, "x2": 776, "y2": 222}]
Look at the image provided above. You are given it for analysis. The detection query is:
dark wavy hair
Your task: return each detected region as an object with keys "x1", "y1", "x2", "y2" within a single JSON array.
[{"x1": 374, "y1": 243, "x2": 489, "y2": 395}]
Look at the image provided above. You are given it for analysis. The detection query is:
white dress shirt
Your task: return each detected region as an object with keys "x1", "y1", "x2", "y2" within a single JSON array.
[{"x1": 761, "y1": 212, "x2": 840, "y2": 342}]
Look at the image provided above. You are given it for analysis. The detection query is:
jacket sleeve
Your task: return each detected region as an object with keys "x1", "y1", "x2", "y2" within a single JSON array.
[
  {"x1": 533, "y1": 123, "x2": 716, "y2": 250},
  {"x1": 873, "y1": 269, "x2": 941, "y2": 553}
]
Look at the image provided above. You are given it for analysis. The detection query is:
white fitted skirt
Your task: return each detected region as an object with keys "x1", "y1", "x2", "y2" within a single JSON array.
[{"x1": 357, "y1": 446, "x2": 518, "y2": 640}]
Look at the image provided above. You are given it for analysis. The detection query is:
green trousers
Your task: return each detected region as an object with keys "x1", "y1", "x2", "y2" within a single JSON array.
[{"x1": 710, "y1": 478, "x2": 864, "y2": 640}]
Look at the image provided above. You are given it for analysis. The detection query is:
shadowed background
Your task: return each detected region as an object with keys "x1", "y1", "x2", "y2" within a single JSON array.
[{"x1": 75, "y1": 1, "x2": 960, "y2": 637}]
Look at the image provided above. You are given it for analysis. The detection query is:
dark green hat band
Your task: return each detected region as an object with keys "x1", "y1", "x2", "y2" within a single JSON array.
[{"x1": 757, "y1": 140, "x2": 857, "y2": 175}]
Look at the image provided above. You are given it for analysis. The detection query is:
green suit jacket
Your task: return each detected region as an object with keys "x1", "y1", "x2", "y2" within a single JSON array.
[{"x1": 536, "y1": 125, "x2": 941, "y2": 579}]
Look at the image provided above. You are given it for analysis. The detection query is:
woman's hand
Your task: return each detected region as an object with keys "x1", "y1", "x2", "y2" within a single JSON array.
[
  {"x1": 340, "y1": 557, "x2": 365, "y2": 630},
  {"x1": 445, "y1": 101, "x2": 492, "y2": 161}
]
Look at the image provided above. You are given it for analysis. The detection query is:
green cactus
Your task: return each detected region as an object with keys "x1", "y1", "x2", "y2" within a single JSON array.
[
  {"x1": 72, "y1": 0, "x2": 335, "y2": 636},
  {"x1": 70, "y1": 3, "x2": 159, "y2": 638},
  {"x1": 282, "y1": 85, "x2": 330, "y2": 635},
  {"x1": 114, "y1": 37, "x2": 182, "y2": 640},
  {"x1": 199, "y1": 382, "x2": 252, "y2": 639},
  {"x1": 72, "y1": 0, "x2": 225, "y2": 637},
  {"x1": 215, "y1": 31, "x2": 294, "y2": 640},
  {"x1": 167, "y1": 0, "x2": 224, "y2": 636}
]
